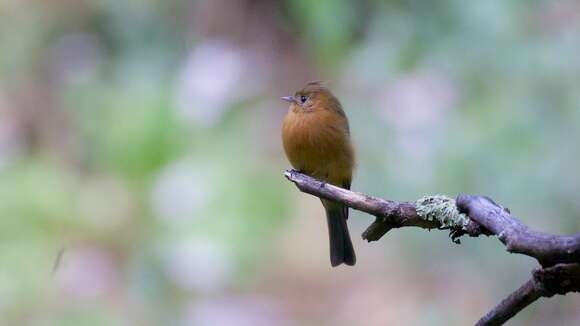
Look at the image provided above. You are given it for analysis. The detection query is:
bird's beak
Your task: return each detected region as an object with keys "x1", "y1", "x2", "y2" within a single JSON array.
[{"x1": 280, "y1": 96, "x2": 294, "y2": 103}]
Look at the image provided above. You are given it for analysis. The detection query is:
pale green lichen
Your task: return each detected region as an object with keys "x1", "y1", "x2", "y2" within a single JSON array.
[{"x1": 415, "y1": 195, "x2": 468, "y2": 229}]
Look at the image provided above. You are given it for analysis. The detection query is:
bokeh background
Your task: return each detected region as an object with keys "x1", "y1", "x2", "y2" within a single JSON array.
[{"x1": 1, "y1": 0, "x2": 580, "y2": 325}]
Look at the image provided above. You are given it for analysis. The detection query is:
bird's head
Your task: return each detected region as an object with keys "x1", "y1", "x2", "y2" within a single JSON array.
[{"x1": 281, "y1": 81, "x2": 338, "y2": 113}]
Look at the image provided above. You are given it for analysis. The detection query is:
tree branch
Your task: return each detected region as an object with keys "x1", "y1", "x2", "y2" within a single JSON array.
[
  {"x1": 284, "y1": 170, "x2": 580, "y2": 326},
  {"x1": 284, "y1": 170, "x2": 486, "y2": 241},
  {"x1": 456, "y1": 195, "x2": 580, "y2": 266}
]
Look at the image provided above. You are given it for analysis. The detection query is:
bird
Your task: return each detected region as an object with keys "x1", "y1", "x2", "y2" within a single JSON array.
[{"x1": 281, "y1": 81, "x2": 356, "y2": 267}]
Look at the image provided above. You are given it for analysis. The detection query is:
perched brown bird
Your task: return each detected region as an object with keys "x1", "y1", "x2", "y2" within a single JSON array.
[{"x1": 281, "y1": 81, "x2": 356, "y2": 267}]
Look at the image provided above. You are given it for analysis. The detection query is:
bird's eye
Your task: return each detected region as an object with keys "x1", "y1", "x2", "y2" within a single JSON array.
[{"x1": 300, "y1": 95, "x2": 308, "y2": 103}]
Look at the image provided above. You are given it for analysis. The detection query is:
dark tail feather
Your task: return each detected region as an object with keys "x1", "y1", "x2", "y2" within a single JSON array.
[{"x1": 323, "y1": 201, "x2": 356, "y2": 267}]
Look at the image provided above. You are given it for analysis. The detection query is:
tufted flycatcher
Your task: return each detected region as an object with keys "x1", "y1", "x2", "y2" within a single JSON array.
[{"x1": 281, "y1": 81, "x2": 356, "y2": 267}]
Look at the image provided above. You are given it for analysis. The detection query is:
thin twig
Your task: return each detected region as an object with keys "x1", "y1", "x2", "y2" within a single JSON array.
[
  {"x1": 475, "y1": 279, "x2": 542, "y2": 326},
  {"x1": 476, "y1": 263, "x2": 580, "y2": 325}
]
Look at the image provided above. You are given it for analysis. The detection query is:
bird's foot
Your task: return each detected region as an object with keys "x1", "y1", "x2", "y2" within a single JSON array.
[
  {"x1": 285, "y1": 169, "x2": 296, "y2": 175},
  {"x1": 284, "y1": 169, "x2": 305, "y2": 180}
]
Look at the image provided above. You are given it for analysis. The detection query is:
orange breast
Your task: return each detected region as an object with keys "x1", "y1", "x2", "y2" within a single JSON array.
[{"x1": 282, "y1": 109, "x2": 354, "y2": 186}]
